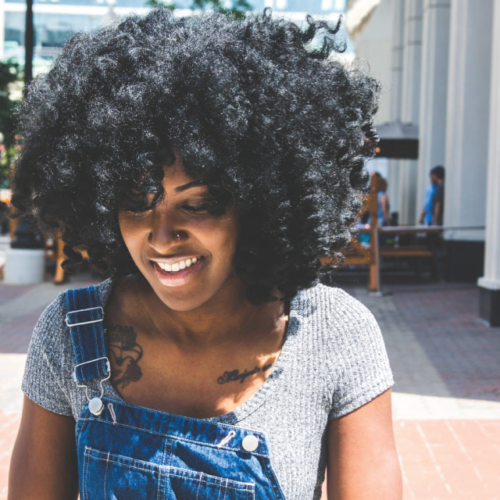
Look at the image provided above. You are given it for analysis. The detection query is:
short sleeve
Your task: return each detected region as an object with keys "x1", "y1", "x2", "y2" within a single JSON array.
[
  {"x1": 21, "y1": 292, "x2": 73, "y2": 416},
  {"x1": 434, "y1": 184, "x2": 444, "y2": 203},
  {"x1": 328, "y1": 295, "x2": 394, "y2": 420}
]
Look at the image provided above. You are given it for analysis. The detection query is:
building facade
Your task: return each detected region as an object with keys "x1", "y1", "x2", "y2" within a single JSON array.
[{"x1": 352, "y1": 0, "x2": 500, "y2": 326}]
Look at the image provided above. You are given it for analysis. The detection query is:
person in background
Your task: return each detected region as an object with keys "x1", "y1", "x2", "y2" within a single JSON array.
[
  {"x1": 430, "y1": 166, "x2": 445, "y2": 226},
  {"x1": 378, "y1": 177, "x2": 390, "y2": 227},
  {"x1": 426, "y1": 166, "x2": 446, "y2": 281},
  {"x1": 357, "y1": 175, "x2": 390, "y2": 246},
  {"x1": 419, "y1": 165, "x2": 443, "y2": 225}
]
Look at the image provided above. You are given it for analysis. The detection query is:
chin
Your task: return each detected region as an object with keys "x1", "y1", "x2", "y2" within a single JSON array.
[
  {"x1": 148, "y1": 273, "x2": 220, "y2": 310},
  {"x1": 156, "y1": 288, "x2": 217, "y2": 312},
  {"x1": 140, "y1": 259, "x2": 238, "y2": 312}
]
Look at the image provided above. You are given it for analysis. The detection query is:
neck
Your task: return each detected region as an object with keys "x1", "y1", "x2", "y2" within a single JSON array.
[{"x1": 138, "y1": 275, "x2": 286, "y2": 348}]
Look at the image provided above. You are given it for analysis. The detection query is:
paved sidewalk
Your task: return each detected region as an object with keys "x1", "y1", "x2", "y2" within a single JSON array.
[
  {"x1": 348, "y1": 284, "x2": 500, "y2": 419},
  {"x1": 1, "y1": 278, "x2": 499, "y2": 499},
  {"x1": 345, "y1": 283, "x2": 500, "y2": 499}
]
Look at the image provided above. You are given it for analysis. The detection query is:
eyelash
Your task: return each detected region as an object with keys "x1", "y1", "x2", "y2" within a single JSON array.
[{"x1": 183, "y1": 203, "x2": 210, "y2": 213}]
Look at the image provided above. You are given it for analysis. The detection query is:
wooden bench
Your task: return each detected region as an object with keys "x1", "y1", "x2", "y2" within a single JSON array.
[
  {"x1": 321, "y1": 172, "x2": 442, "y2": 293},
  {"x1": 320, "y1": 171, "x2": 382, "y2": 291},
  {"x1": 44, "y1": 235, "x2": 69, "y2": 284}
]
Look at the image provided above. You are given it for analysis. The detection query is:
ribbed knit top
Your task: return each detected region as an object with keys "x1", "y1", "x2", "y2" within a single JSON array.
[{"x1": 22, "y1": 278, "x2": 394, "y2": 500}]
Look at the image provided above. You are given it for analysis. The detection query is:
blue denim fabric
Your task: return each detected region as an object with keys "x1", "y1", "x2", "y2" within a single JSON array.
[{"x1": 67, "y1": 285, "x2": 286, "y2": 500}]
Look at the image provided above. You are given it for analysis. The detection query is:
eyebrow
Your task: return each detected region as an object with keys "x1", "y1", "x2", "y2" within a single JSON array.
[{"x1": 174, "y1": 179, "x2": 208, "y2": 192}]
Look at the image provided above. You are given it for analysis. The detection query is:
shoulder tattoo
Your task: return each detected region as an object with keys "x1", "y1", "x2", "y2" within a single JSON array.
[{"x1": 107, "y1": 323, "x2": 144, "y2": 389}]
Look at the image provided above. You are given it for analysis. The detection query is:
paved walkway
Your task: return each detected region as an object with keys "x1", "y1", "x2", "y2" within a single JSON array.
[
  {"x1": 1, "y1": 277, "x2": 499, "y2": 499},
  {"x1": 347, "y1": 284, "x2": 500, "y2": 499}
]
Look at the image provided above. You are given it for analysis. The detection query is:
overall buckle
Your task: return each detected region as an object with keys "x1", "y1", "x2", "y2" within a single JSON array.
[
  {"x1": 73, "y1": 357, "x2": 111, "y2": 416},
  {"x1": 65, "y1": 306, "x2": 104, "y2": 327}
]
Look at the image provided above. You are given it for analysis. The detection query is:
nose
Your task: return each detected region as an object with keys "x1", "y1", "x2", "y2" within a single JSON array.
[{"x1": 147, "y1": 210, "x2": 188, "y2": 253}]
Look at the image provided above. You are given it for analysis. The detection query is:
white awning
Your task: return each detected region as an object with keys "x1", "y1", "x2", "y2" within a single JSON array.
[{"x1": 345, "y1": 0, "x2": 381, "y2": 38}]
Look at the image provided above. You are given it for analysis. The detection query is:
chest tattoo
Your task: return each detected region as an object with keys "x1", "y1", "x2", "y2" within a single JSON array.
[
  {"x1": 217, "y1": 363, "x2": 273, "y2": 385},
  {"x1": 107, "y1": 324, "x2": 144, "y2": 389}
]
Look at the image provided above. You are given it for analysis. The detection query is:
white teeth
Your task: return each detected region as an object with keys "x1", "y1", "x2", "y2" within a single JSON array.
[{"x1": 155, "y1": 257, "x2": 201, "y2": 273}]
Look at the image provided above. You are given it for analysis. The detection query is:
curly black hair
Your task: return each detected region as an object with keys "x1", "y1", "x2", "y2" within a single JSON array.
[{"x1": 11, "y1": 8, "x2": 379, "y2": 305}]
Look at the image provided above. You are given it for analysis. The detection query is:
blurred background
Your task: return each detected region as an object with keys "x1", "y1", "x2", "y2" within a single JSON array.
[{"x1": 1, "y1": 1, "x2": 500, "y2": 498}]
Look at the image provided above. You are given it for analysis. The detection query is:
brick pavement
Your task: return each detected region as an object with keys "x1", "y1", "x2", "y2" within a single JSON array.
[
  {"x1": 1, "y1": 277, "x2": 499, "y2": 499},
  {"x1": 348, "y1": 284, "x2": 500, "y2": 418},
  {"x1": 395, "y1": 420, "x2": 500, "y2": 499}
]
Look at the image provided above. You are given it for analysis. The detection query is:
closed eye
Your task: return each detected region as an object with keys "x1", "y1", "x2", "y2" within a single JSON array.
[{"x1": 183, "y1": 203, "x2": 210, "y2": 213}]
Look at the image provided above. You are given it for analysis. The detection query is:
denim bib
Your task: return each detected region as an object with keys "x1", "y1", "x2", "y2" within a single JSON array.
[{"x1": 66, "y1": 285, "x2": 287, "y2": 500}]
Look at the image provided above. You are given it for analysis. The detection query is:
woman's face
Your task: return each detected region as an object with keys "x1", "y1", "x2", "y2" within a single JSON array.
[{"x1": 118, "y1": 158, "x2": 240, "y2": 312}]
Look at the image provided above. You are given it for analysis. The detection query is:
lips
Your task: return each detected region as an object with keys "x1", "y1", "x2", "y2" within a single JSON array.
[{"x1": 151, "y1": 256, "x2": 205, "y2": 287}]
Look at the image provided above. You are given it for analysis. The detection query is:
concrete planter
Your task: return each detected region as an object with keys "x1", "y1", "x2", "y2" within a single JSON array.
[{"x1": 4, "y1": 248, "x2": 45, "y2": 284}]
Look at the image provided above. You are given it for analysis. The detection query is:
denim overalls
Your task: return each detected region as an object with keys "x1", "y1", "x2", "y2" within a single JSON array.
[{"x1": 66, "y1": 285, "x2": 287, "y2": 500}]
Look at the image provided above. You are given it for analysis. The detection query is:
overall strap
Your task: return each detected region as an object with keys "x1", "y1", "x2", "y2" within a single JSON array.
[{"x1": 65, "y1": 285, "x2": 110, "y2": 384}]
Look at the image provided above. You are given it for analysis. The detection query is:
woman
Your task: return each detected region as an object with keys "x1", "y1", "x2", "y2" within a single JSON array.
[{"x1": 8, "y1": 9, "x2": 401, "y2": 500}]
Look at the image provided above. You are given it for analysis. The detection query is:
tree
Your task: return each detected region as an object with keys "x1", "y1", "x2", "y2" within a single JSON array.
[{"x1": 0, "y1": 60, "x2": 21, "y2": 188}]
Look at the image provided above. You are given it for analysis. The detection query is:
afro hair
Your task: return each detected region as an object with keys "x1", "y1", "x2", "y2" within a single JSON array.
[{"x1": 12, "y1": 8, "x2": 380, "y2": 305}]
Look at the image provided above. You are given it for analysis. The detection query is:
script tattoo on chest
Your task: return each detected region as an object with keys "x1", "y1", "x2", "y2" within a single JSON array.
[
  {"x1": 217, "y1": 364, "x2": 273, "y2": 385},
  {"x1": 107, "y1": 324, "x2": 144, "y2": 389}
]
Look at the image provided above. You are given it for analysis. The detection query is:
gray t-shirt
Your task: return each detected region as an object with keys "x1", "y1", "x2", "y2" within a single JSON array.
[{"x1": 22, "y1": 278, "x2": 394, "y2": 500}]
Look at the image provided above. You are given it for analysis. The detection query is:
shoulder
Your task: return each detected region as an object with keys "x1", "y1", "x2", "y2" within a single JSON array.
[
  {"x1": 31, "y1": 289, "x2": 68, "y2": 350},
  {"x1": 22, "y1": 289, "x2": 72, "y2": 414},
  {"x1": 294, "y1": 284, "x2": 393, "y2": 419},
  {"x1": 32, "y1": 278, "x2": 113, "y2": 355},
  {"x1": 22, "y1": 279, "x2": 114, "y2": 418},
  {"x1": 293, "y1": 283, "x2": 380, "y2": 346},
  {"x1": 434, "y1": 183, "x2": 444, "y2": 198}
]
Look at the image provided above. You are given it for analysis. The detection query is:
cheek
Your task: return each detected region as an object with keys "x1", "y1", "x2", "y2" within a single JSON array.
[
  {"x1": 191, "y1": 216, "x2": 238, "y2": 282},
  {"x1": 209, "y1": 214, "x2": 239, "y2": 261}
]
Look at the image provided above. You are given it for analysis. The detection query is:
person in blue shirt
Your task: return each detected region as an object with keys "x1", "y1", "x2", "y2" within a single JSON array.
[
  {"x1": 430, "y1": 166, "x2": 445, "y2": 226},
  {"x1": 377, "y1": 177, "x2": 390, "y2": 227},
  {"x1": 419, "y1": 165, "x2": 444, "y2": 225}
]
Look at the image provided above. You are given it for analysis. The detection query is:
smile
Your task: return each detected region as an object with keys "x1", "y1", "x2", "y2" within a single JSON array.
[
  {"x1": 156, "y1": 256, "x2": 200, "y2": 273},
  {"x1": 150, "y1": 256, "x2": 205, "y2": 287}
]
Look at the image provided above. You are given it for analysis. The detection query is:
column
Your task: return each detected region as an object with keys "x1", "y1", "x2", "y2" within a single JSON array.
[
  {"x1": 478, "y1": 0, "x2": 500, "y2": 326},
  {"x1": 398, "y1": 0, "x2": 423, "y2": 225},
  {"x1": 387, "y1": 0, "x2": 405, "y2": 216},
  {"x1": 443, "y1": 0, "x2": 494, "y2": 281},
  {"x1": 416, "y1": 0, "x2": 451, "y2": 220}
]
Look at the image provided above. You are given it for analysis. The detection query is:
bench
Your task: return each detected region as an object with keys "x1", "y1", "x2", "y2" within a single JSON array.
[{"x1": 321, "y1": 172, "x2": 442, "y2": 293}]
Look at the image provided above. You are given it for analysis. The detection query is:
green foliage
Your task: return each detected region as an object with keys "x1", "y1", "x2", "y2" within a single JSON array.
[
  {"x1": 146, "y1": 0, "x2": 252, "y2": 20},
  {"x1": 0, "y1": 59, "x2": 22, "y2": 188},
  {"x1": 146, "y1": 0, "x2": 176, "y2": 11}
]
